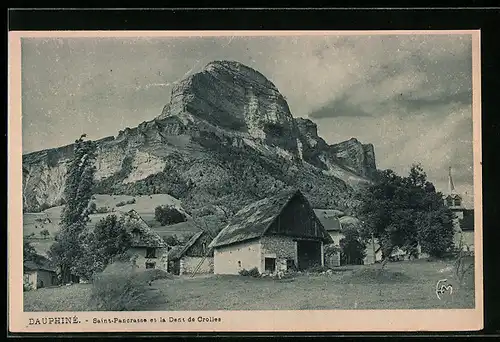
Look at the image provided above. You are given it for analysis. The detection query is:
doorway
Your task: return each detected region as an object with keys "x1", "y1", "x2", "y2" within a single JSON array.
[
  {"x1": 264, "y1": 257, "x2": 276, "y2": 273},
  {"x1": 297, "y1": 240, "x2": 322, "y2": 270}
]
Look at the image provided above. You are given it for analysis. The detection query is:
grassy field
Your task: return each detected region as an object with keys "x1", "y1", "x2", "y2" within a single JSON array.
[{"x1": 24, "y1": 259, "x2": 475, "y2": 312}]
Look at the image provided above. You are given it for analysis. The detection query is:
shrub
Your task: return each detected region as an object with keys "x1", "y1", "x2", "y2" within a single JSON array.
[
  {"x1": 116, "y1": 198, "x2": 136, "y2": 207},
  {"x1": 155, "y1": 205, "x2": 187, "y2": 225},
  {"x1": 55, "y1": 198, "x2": 67, "y2": 206},
  {"x1": 38, "y1": 202, "x2": 51, "y2": 212},
  {"x1": 96, "y1": 206, "x2": 110, "y2": 214},
  {"x1": 239, "y1": 267, "x2": 260, "y2": 277},
  {"x1": 248, "y1": 267, "x2": 260, "y2": 277},
  {"x1": 339, "y1": 226, "x2": 367, "y2": 265},
  {"x1": 40, "y1": 229, "x2": 50, "y2": 239},
  {"x1": 88, "y1": 201, "x2": 97, "y2": 214},
  {"x1": 23, "y1": 278, "x2": 33, "y2": 292},
  {"x1": 89, "y1": 262, "x2": 153, "y2": 311}
]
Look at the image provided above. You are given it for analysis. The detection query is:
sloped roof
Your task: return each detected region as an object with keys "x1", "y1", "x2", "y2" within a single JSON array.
[
  {"x1": 444, "y1": 193, "x2": 462, "y2": 199},
  {"x1": 24, "y1": 255, "x2": 56, "y2": 273},
  {"x1": 115, "y1": 209, "x2": 167, "y2": 248},
  {"x1": 167, "y1": 231, "x2": 205, "y2": 260},
  {"x1": 313, "y1": 209, "x2": 342, "y2": 232},
  {"x1": 209, "y1": 189, "x2": 331, "y2": 249}
]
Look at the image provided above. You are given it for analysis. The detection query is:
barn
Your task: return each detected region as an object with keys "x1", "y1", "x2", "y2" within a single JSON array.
[
  {"x1": 167, "y1": 231, "x2": 214, "y2": 275},
  {"x1": 209, "y1": 189, "x2": 333, "y2": 275}
]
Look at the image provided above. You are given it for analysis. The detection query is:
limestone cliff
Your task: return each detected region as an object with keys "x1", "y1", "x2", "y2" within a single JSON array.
[
  {"x1": 22, "y1": 60, "x2": 377, "y2": 214},
  {"x1": 294, "y1": 118, "x2": 376, "y2": 180}
]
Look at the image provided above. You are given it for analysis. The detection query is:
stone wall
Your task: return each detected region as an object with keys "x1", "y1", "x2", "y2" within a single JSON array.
[
  {"x1": 325, "y1": 251, "x2": 340, "y2": 268},
  {"x1": 260, "y1": 235, "x2": 297, "y2": 273},
  {"x1": 129, "y1": 247, "x2": 169, "y2": 271}
]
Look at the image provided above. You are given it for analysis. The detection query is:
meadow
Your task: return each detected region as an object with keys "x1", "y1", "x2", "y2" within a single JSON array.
[{"x1": 24, "y1": 258, "x2": 475, "y2": 312}]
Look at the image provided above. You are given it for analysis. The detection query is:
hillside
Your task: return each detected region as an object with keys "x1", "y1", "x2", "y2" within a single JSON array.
[
  {"x1": 22, "y1": 60, "x2": 377, "y2": 218},
  {"x1": 23, "y1": 194, "x2": 213, "y2": 256}
]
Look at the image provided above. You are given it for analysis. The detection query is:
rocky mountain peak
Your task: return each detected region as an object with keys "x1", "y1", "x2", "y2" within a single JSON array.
[
  {"x1": 204, "y1": 60, "x2": 280, "y2": 92},
  {"x1": 158, "y1": 59, "x2": 300, "y2": 154},
  {"x1": 22, "y1": 60, "x2": 378, "y2": 213},
  {"x1": 295, "y1": 118, "x2": 319, "y2": 138}
]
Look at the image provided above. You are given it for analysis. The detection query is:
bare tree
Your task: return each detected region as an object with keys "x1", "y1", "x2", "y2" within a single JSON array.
[{"x1": 454, "y1": 234, "x2": 474, "y2": 285}]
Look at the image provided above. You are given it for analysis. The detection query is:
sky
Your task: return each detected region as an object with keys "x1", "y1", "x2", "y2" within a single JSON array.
[{"x1": 20, "y1": 34, "x2": 475, "y2": 207}]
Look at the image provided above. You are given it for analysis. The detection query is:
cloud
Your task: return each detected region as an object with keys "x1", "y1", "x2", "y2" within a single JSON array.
[
  {"x1": 309, "y1": 94, "x2": 373, "y2": 118},
  {"x1": 314, "y1": 102, "x2": 473, "y2": 203}
]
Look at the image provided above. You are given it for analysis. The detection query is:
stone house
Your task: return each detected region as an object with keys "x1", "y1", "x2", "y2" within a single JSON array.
[
  {"x1": 118, "y1": 209, "x2": 169, "y2": 270},
  {"x1": 23, "y1": 255, "x2": 58, "y2": 290},
  {"x1": 209, "y1": 189, "x2": 333, "y2": 275},
  {"x1": 167, "y1": 231, "x2": 214, "y2": 275},
  {"x1": 313, "y1": 212, "x2": 383, "y2": 266}
]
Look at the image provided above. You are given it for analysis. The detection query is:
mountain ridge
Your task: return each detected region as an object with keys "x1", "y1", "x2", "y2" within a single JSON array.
[{"x1": 22, "y1": 60, "x2": 377, "y2": 215}]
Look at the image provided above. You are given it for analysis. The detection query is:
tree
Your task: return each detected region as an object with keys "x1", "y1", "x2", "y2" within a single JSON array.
[
  {"x1": 23, "y1": 241, "x2": 38, "y2": 262},
  {"x1": 356, "y1": 163, "x2": 455, "y2": 267},
  {"x1": 163, "y1": 234, "x2": 182, "y2": 246},
  {"x1": 88, "y1": 201, "x2": 97, "y2": 214},
  {"x1": 40, "y1": 229, "x2": 50, "y2": 239},
  {"x1": 155, "y1": 205, "x2": 187, "y2": 226},
  {"x1": 48, "y1": 135, "x2": 97, "y2": 283},
  {"x1": 416, "y1": 207, "x2": 455, "y2": 258},
  {"x1": 76, "y1": 214, "x2": 133, "y2": 280},
  {"x1": 339, "y1": 227, "x2": 367, "y2": 265}
]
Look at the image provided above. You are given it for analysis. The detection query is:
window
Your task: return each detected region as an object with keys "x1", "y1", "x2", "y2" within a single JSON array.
[
  {"x1": 264, "y1": 258, "x2": 276, "y2": 273},
  {"x1": 146, "y1": 248, "x2": 156, "y2": 259},
  {"x1": 145, "y1": 261, "x2": 156, "y2": 269},
  {"x1": 446, "y1": 197, "x2": 453, "y2": 207},
  {"x1": 131, "y1": 228, "x2": 141, "y2": 238},
  {"x1": 238, "y1": 261, "x2": 242, "y2": 268},
  {"x1": 454, "y1": 198, "x2": 462, "y2": 207},
  {"x1": 202, "y1": 242, "x2": 207, "y2": 254}
]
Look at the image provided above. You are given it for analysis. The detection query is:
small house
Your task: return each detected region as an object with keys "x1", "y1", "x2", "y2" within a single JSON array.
[
  {"x1": 23, "y1": 255, "x2": 57, "y2": 290},
  {"x1": 167, "y1": 231, "x2": 214, "y2": 275},
  {"x1": 314, "y1": 209, "x2": 343, "y2": 267},
  {"x1": 209, "y1": 189, "x2": 333, "y2": 275},
  {"x1": 315, "y1": 213, "x2": 383, "y2": 265},
  {"x1": 119, "y1": 209, "x2": 169, "y2": 270}
]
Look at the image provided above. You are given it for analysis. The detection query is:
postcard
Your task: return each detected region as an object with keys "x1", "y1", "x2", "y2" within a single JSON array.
[{"x1": 8, "y1": 30, "x2": 483, "y2": 333}]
